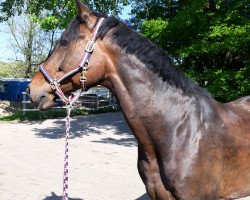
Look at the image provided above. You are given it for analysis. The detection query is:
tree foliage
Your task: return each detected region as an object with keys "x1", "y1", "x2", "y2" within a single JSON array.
[
  {"x1": 136, "y1": 0, "x2": 250, "y2": 102},
  {"x1": 0, "y1": 0, "x2": 129, "y2": 31},
  {"x1": 0, "y1": 61, "x2": 35, "y2": 78}
]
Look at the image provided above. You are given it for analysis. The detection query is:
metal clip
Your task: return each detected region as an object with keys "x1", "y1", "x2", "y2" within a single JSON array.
[
  {"x1": 80, "y1": 76, "x2": 87, "y2": 82},
  {"x1": 83, "y1": 62, "x2": 89, "y2": 71},
  {"x1": 80, "y1": 74, "x2": 87, "y2": 91},
  {"x1": 85, "y1": 41, "x2": 95, "y2": 53}
]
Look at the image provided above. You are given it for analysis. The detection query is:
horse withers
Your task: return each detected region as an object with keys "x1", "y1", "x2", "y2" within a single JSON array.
[{"x1": 27, "y1": 1, "x2": 250, "y2": 199}]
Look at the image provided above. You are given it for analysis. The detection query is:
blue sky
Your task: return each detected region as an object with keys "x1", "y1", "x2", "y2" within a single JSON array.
[
  {"x1": 0, "y1": 5, "x2": 131, "y2": 63},
  {"x1": 0, "y1": 23, "x2": 16, "y2": 62}
]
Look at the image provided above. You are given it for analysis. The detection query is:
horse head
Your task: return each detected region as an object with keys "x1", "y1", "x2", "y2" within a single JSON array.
[{"x1": 28, "y1": 0, "x2": 116, "y2": 110}]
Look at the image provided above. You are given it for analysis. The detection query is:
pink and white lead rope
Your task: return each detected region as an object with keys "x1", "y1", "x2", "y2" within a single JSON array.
[
  {"x1": 62, "y1": 106, "x2": 71, "y2": 200},
  {"x1": 62, "y1": 94, "x2": 81, "y2": 200}
]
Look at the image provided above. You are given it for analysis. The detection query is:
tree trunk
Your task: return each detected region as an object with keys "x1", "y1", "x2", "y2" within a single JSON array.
[{"x1": 24, "y1": 17, "x2": 34, "y2": 78}]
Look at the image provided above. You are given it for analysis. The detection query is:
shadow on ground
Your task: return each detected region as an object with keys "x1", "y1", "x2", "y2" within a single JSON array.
[
  {"x1": 91, "y1": 136, "x2": 137, "y2": 147},
  {"x1": 136, "y1": 193, "x2": 150, "y2": 200},
  {"x1": 43, "y1": 192, "x2": 83, "y2": 200},
  {"x1": 43, "y1": 192, "x2": 149, "y2": 200},
  {"x1": 28, "y1": 112, "x2": 137, "y2": 147}
]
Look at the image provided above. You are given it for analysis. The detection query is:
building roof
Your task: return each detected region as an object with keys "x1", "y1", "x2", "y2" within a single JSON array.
[{"x1": 0, "y1": 78, "x2": 31, "y2": 82}]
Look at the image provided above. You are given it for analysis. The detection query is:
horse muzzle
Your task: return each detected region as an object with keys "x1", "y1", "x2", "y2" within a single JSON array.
[{"x1": 26, "y1": 86, "x2": 56, "y2": 111}]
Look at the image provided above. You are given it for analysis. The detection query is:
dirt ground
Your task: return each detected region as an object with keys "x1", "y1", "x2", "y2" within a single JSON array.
[
  {"x1": 0, "y1": 101, "x2": 17, "y2": 117},
  {"x1": 0, "y1": 112, "x2": 149, "y2": 200},
  {"x1": 0, "y1": 112, "x2": 249, "y2": 200}
]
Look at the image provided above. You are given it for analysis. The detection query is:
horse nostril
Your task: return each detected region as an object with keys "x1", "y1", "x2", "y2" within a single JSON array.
[{"x1": 26, "y1": 86, "x2": 30, "y2": 95}]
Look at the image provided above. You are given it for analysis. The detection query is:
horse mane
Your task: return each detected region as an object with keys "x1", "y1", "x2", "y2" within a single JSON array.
[
  {"x1": 66, "y1": 14, "x2": 211, "y2": 98},
  {"x1": 98, "y1": 17, "x2": 211, "y2": 98}
]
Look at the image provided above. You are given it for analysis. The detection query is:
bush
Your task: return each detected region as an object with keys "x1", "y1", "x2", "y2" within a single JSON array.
[
  {"x1": 0, "y1": 61, "x2": 37, "y2": 78},
  {"x1": 186, "y1": 67, "x2": 250, "y2": 102}
]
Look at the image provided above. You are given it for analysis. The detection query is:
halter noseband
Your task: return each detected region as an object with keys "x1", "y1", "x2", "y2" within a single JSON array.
[{"x1": 39, "y1": 18, "x2": 105, "y2": 104}]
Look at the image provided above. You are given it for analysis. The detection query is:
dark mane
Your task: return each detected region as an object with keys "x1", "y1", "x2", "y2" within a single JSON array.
[
  {"x1": 62, "y1": 17, "x2": 81, "y2": 41},
  {"x1": 98, "y1": 17, "x2": 211, "y2": 98}
]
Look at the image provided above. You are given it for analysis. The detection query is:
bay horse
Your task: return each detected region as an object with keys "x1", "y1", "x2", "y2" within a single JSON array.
[{"x1": 27, "y1": 1, "x2": 250, "y2": 199}]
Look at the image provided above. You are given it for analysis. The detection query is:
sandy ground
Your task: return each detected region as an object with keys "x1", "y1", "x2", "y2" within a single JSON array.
[
  {"x1": 0, "y1": 112, "x2": 149, "y2": 200},
  {"x1": 0, "y1": 112, "x2": 249, "y2": 200}
]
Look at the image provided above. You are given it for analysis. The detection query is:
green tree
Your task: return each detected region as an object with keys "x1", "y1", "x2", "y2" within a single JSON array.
[
  {"x1": 0, "y1": 61, "x2": 27, "y2": 78},
  {"x1": 0, "y1": 0, "x2": 129, "y2": 31},
  {"x1": 135, "y1": 0, "x2": 250, "y2": 102}
]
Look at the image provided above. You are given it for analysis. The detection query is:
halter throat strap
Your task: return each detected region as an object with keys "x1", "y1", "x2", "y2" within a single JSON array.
[{"x1": 39, "y1": 17, "x2": 105, "y2": 104}]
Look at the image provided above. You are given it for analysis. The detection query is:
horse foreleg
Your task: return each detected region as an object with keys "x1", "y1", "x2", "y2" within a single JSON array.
[{"x1": 137, "y1": 145, "x2": 175, "y2": 200}]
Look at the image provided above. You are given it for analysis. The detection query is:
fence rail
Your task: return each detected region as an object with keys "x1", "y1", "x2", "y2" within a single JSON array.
[{"x1": 22, "y1": 92, "x2": 118, "y2": 114}]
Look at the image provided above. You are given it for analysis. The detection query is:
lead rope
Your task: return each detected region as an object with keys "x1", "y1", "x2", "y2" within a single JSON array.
[
  {"x1": 62, "y1": 72, "x2": 87, "y2": 200},
  {"x1": 62, "y1": 99, "x2": 73, "y2": 200},
  {"x1": 62, "y1": 90, "x2": 84, "y2": 200}
]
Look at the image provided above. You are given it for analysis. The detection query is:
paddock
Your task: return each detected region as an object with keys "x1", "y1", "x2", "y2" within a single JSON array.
[
  {"x1": 0, "y1": 112, "x2": 148, "y2": 200},
  {"x1": 0, "y1": 112, "x2": 249, "y2": 200}
]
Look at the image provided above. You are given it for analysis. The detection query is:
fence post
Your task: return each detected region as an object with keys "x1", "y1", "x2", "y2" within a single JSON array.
[
  {"x1": 96, "y1": 96, "x2": 99, "y2": 109},
  {"x1": 22, "y1": 92, "x2": 26, "y2": 115},
  {"x1": 108, "y1": 91, "x2": 115, "y2": 109}
]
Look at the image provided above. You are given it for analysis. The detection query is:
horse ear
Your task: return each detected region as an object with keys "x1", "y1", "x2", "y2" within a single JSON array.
[{"x1": 75, "y1": 0, "x2": 91, "y2": 21}]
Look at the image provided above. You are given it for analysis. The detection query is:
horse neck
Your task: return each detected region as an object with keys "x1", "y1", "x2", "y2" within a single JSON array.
[
  {"x1": 105, "y1": 49, "x2": 219, "y2": 160},
  {"x1": 109, "y1": 53, "x2": 213, "y2": 122},
  {"x1": 107, "y1": 51, "x2": 217, "y2": 156}
]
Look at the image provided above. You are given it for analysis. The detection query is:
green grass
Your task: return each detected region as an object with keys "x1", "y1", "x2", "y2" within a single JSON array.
[{"x1": 0, "y1": 107, "x2": 119, "y2": 121}]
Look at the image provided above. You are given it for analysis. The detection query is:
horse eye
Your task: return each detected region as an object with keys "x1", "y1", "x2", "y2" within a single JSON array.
[{"x1": 60, "y1": 38, "x2": 69, "y2": 46}]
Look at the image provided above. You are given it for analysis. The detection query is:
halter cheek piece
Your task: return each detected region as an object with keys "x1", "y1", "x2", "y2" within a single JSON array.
[{"x1": 38, "y1": 18, "x2": 105, "y2": 104}]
